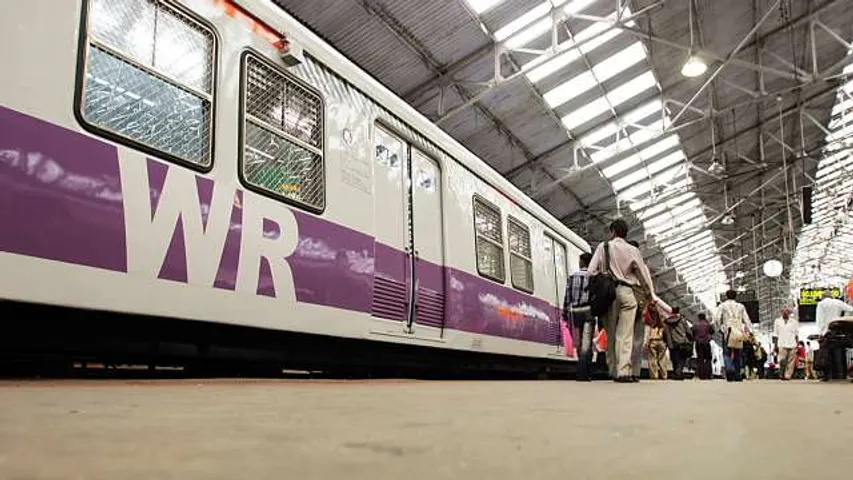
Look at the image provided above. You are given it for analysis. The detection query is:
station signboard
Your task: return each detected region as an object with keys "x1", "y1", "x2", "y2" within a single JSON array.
[{"x1": 798, "y1": 287, "x2": 841, "y2": 306}]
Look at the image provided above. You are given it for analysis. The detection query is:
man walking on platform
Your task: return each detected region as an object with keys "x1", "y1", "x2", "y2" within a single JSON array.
[
  {"x1": 773, "y1": 307, "x2": 799, "y2": 381},
  {"x1": 692, "y1": 313, "x2": 714, "y2": 379},
  {"x1": 588, "y1": 219, "x2": 659, "y2": 383},
  {"x1": 714, "y1": 290, "x2": 752, "y2": 382}
]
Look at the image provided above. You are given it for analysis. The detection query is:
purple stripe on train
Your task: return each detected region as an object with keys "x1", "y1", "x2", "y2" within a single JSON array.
[
  {"x1": 0, "y1": 106, "x2": 562, "y2": 346},
  {"x1": 0, "y1": 106, "x2": 127, "y2": 272}
]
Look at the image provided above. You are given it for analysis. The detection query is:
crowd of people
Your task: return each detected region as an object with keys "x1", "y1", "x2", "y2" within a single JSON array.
[{"x1": 562, "y1": 219, "x2": 853, "y2": 383}]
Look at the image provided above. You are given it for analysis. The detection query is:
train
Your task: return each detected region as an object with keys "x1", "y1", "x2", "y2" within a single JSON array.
[{"x1": 0, "y1": 0, "x2": 590, "y2": 376}]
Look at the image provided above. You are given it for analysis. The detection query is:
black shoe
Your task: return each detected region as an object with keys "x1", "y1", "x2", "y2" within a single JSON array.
[
  {"x1": 630, "y1": 376, "x2": 640, "y2": 383},
  {"x1": 614, "y1": 376, "x2": 634, "y2": 383}
]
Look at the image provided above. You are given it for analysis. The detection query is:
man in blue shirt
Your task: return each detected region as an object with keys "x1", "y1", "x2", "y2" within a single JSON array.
[{"x1": 563, "y1": 252, "x2": 596, "y2": 381}]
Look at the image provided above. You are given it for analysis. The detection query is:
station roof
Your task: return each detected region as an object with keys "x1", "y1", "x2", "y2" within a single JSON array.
[{"x1": 274, "y1": 0, "x2": 853, "y2": 322}]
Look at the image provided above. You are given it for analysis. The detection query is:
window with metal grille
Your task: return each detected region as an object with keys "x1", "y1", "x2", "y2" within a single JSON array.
[
  {"x1": 473, "y1": 197, "x2": 505, "y2": 283},
  {"x1": 508, "y1": 217, "x2": 534, "y2": 293},
  {"x1": 78, "y1": 0, "x2": 215, "y2": 169},
  {"x1": 240, "y1": 54, "x2": 325, "y2": 212}
]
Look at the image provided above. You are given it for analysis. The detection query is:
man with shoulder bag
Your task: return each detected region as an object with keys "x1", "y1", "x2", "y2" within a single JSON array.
[
  {"x1": 587, "y1": 219, "x2": 660, "y2": 383},
  {"x1": 714, "y1": 290, "x2": 753, "y2": 382}
]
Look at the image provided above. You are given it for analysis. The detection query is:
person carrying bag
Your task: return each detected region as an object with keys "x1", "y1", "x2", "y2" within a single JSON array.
[{"x1": 714, "y1": 290, "x2": 752, "y2": 382}]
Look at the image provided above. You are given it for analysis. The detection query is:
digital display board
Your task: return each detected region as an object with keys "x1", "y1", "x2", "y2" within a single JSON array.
[{"x1": 798, "y1": 287, "x2": 841, "y2": 306}]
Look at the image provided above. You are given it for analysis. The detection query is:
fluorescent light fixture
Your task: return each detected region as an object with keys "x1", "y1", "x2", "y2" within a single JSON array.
[
  {"x1": 466, "y1": 0, "x2": 504, "y2": 14},
  {"x1": 681, "y1": 54, "x2": 708, "y2": 77}
]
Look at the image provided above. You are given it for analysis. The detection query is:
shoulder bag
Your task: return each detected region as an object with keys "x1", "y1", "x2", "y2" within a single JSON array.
[{"x1": 588, "y1": 242, "x2": 617, "y2": 317}]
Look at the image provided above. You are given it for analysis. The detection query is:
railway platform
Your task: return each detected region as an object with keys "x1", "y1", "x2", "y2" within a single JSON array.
[{"x1": 0, "y1": 378, "x2": 849, "y2": 479}]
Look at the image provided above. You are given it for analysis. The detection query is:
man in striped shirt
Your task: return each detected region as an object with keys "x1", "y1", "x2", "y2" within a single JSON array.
[{"x1": 563, "y1": 252, "x2": 595, "y2": 381}]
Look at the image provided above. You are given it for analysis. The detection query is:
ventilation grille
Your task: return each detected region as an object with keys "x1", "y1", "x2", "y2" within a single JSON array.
[
  {"x1": 416, "y1": 287, "x2": 445, "y2": 328},
  {"x1": 372, "y1": 276, "x2": 407, "y2": 321}
]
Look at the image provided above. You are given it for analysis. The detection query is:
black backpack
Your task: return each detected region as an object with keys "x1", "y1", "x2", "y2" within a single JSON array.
[{"x1": 588, "y1": 242, "x2": 616, "y2": 317}]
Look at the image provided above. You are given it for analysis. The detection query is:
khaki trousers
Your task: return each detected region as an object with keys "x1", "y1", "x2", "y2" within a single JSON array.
[
  {"x1": 647, "y1": 340, "x2": 668, "y2": 379},
  {"x1": 778, "y1": 347, "x2": 797, "y2": 380},
  {"x1": 605, "y1": 285, "x2": 638, "y2": 378}
]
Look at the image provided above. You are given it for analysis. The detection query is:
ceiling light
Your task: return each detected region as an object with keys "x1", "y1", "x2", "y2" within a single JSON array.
[
  {"x1": 708, "y1": 157, "x2": 725, "y2": 175},
  {"x1": 763, "y1": 259, "x2": 784, "y2": 278},
  {"x1": 681, "y1": 54, "x2": 707, "y2": 77}
]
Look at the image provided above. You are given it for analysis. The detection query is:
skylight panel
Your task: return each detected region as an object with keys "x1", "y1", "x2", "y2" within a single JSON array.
[
  {"x1": 604, "y1": 141, "x2": 681, "y2": 181},
  {"x1": 638, "y1": 136, "x2": 681, "y2": 164},
  {"x1": 562, "y1": 97, "x2": 610, "y2": 129},
  {"x1": 671, "y1": 206, "x2": 705, "y2": 224},
  {"x1": 505, "y1": 17, "x2": 552, "y2": 49},
  {"x1": 623, "y1": 99, "x2": 663, "y2": 124},
  {"x1": 581, "y1": 122, "x2": 620, "y2": 148},
  {"x1": 667, "y1": 240, "x2": 715, "y2": 261},
  {"x1": 586, "y1": 119, "x2": 665, "y2": 162},
  {"x1": 832, "y1": 98, "x2": 853, "y2": 116},
  {"x1": 543, "y1": 42, "x2": 646, "y2": 109},
  {"x1": 466, "y1": 0, "x2": 504, "y2": 14},
  {"x1": 525, "y1": 21, "x2": 618, "y2": 83},
  {"x1": 593, "y1": 42, "x2": 646, "y2": 80},
  {"x1": 494, "y1": 3, "x2": 551, "y2": 41},
  {"x1": 661, "y1": 230, "x2": 713, "y2": 250},
  {"x1": 618, "y1": 178, "x2": 656, "y2": 199},
  {"x1": 606, "y1": 70, "x2": 657, "y2": 106},
  {"x1": 636, "y1": 202, "x2": 668, "y2": 220},
  {"x1": 602, "y1": 153, "x2": 644, "y2": 177},
  {"x1": 544, "y1": 71, "x2": 600, "y2": 108},
  {"x1": 562, "y1": 71, "x2": 657, "y2": 130},
  {"x1": 647, "y1": 214, "x2": 703, "y2": 236},
  {"x1": 563, "y1": 0, "x2": 596, "y2": 16},
  {"x1": 612, "y1": 168, "x2": 649, "y2": 191}
]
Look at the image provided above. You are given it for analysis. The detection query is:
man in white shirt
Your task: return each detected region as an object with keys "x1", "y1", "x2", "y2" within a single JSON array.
[
  {"x1": 815, "y1": 290, "x2": 853, "y2": 380},
  {"x1": 773, "y1": 307, "x2": 799, "y2": 380},
  {"x1": 815, "y1": 290, "x2": 853, "y2": 336},
  {"x1": 588, "y1": 219, "x2": 660, "y2": 383}
]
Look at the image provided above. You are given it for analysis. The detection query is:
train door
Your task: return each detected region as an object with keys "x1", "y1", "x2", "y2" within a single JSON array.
[
  {"x1": 409, "y1": 147, "x2": 445, "y2": 336},
  {"x1": 544, "y1": 235, "x2": 568, "y2": 348},
  {"x1": 372, "y1": 126, "x2": 410, "y2": 324},
  {"x1": 371, "y1": 124, "x2": 445, "y2": 338}
]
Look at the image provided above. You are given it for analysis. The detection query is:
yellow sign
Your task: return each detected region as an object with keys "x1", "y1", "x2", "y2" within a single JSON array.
[{"x1": 798, "y1": 287, "x2": 841, "y2": 305}]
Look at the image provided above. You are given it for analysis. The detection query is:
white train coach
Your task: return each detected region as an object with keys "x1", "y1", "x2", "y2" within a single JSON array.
[{"x1": 0, "y1": 0, "x2": 590, "y2": 375}]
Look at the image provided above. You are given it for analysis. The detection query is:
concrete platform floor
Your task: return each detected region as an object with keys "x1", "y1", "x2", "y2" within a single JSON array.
[{"x1": 0, "y1": 379, "x2": 850, "y2": 479}]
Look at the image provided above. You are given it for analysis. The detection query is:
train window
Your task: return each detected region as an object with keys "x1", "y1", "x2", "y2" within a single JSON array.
[
  {"x1": 240, "y1": 53, "x2": 325, "y2": 212},
  {"x1": 508, "y1": 217, "x2": 534, "y2": 293},
  {"x1": 473, "y1": 197, "x2": 505, "y2": 283},
  {"x1": 78, "y1": 0, "x2": 216, "y2": 169}
]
